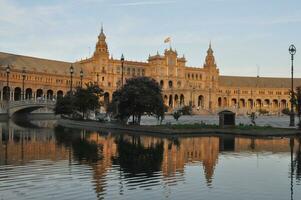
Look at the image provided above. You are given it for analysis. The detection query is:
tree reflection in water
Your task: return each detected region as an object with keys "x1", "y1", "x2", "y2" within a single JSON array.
[
  {"x1": 294, "y1": 137, "x2": 301, "y2": 182},
  {"x1": 54, "y1": 126, "x2": 103, "y2": 163},
  {"x1": 112, "y1": 135, "x2": 164, "y2": 177}
]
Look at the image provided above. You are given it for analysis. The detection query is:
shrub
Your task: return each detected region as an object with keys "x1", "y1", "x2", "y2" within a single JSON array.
[
  {"x1": 248, "y1": 112, "x2": 257, "y2": 126},
  {"x1": 281, "y1": 108, "x2": 291, "y2": 116},
  {"x1": 172, "y1": 111, "x2": 182, "y2": 121},
  {"x1": 180, "y1": 105, "x2": 192, "y2": 115}
]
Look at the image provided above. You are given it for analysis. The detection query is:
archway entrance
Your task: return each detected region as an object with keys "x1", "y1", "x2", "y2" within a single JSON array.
[
  {"x1": 3, "y1": 86, "x2": 10, "y2": 101},
  {"x1": 169, "y1": 95, "x2": 173, "y2": 108},
  {"x1": 25, "y1": 88, "x2": 32, "y2": 99},
  {"x1": 57, "y1": 90, "x2": 63, "y2": 99},
  {"x1": 36, "y1": 89, "x2": 43, "y2": 98},
  {"x1": 174, "y1": 95, "x2": 179, "y2": 107},
  {"x1": 14, "y1": 87, "x2": 21, "y2": 101},
  {"x1": 180, "y1": 94, "x2": 185, "y2": 106},
  {"x1": 47, "y1": 90, "x2": 54, "y2": 100},
  {"x1": 218, "y1": 97, "x2": 222, "y2": 107},
  {"x1": 104, "y1": 92, "x2": 110, "y2": 108},
  {"x1": 198, "y1": 95, "x2": 204, "y2": 108}
]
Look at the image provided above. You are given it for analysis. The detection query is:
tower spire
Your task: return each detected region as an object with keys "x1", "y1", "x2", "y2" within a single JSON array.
[
  {"x1": 94, "y1": 24, "x2": 109, "y2": 58},
  {"x1": 204, "y1": 42, "x2": 217, "y2": 68}
]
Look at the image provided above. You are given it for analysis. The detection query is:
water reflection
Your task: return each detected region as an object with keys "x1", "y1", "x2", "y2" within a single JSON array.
[
  {"x1": 112, "y1": 135, "x2": 164, "y2": 176},
  {"x1": 0, "y1": 119, "x2": 301, "y2": 199}
]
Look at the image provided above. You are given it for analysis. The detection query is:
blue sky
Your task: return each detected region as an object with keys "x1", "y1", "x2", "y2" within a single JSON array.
[{"x1": 0, "y1": 0, "x2": 301, "y2": 77}]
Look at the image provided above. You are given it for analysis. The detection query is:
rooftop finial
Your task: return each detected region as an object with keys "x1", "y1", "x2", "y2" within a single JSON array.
[{"x1": 101, "y1": 23, "x2": 104, "y2": 34}]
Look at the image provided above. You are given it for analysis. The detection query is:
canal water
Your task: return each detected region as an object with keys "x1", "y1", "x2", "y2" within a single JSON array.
[{"x1": 0, "y1": 119, "x2": 300, "y2": 200}]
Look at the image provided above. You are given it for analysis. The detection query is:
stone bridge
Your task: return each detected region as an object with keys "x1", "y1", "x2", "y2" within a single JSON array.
[{"x1": 7, "y1": 99, "x2": 56, "y2": 117}]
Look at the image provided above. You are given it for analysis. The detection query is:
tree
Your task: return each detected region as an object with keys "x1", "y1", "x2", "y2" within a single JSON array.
[
  {"x1": 54, "y1": 82, "x2": 103, "y2": 119},
  {"x1": 248, "y1": 112, "x2": 257, "y2": 126},
  {"x1": 110, "y1": 77, "x2": 165, "y2": 124},
  {"x1": 172, "y1": 110, "x2": 182, "y2": 121},
  {"x1": 54, "y1": 93, "x2": 74, "y2": 116},
  {"x1": 294, "y1": 86, "x2": 301, "y2": 128},
  {"x1": 73, "y1": 82, "x2": 103, "y2": 118},
  {"x1": 180, "y1": 105, "x2": 192, "y2": 115}
]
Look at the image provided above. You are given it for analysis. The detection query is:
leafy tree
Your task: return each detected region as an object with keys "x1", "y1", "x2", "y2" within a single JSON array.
[
  {"x1": 73, "y1": 82, "x2": 103, "y2": 118},
  {"x1": 54, "y1": 93, "x2": 74, "y2": 116},
  {"x1": 172, "y1": 110, "x2": 182, "y2": 121},
  {"x1": 54, "y1": 82, "x2": 103, "y2": 119},
  {"x1": 110, "y1": 77, "x2": 165, "y2": 124},
  {"x1": 248, "y1": 112, "x2": 257, "y2": 126},
  {"x1": 282, "y1": 108, "x2": 291, "y2": 116},
  {"x1": 180, "y1": 105, "x2": 192, "y2": 115},
  {"x1": 293, "y1": 86, "x2": 301, "y2": 128}
]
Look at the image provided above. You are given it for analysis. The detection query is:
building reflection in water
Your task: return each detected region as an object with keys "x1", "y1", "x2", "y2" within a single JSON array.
[{"x1": 1, "y1": 121, "x2": 301, "y2": 199}]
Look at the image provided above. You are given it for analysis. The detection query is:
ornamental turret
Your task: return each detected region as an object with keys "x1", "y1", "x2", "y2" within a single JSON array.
[
  {"x1": 93, "y1": 25, "x2": 109, "y2": 58},
  {"x1": 204, "y1": 42, "x2": 217, "y2": 68}
]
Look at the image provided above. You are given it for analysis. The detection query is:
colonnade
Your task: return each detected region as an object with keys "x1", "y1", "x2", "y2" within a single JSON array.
[{"x1": 0, "y1": 87, "x2": 65, "y2": 102}]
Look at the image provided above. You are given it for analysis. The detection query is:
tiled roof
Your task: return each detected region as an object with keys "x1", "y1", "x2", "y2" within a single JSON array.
[
  {"x1": 0, "y1": 52, "x2": 83, "y2": 76},
  {"x1": 219, "y1": 75, "x2": 301, "y2": 88}
]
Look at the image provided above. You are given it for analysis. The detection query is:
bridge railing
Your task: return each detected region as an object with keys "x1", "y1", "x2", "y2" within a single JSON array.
[{"x1": 8, "y1": 99, "x2": 56, "y2": 107}]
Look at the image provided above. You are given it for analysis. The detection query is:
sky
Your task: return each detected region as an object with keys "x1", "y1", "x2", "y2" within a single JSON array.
[{"x1": 0, "y1": 0, "x2": 301, "y2": 77}]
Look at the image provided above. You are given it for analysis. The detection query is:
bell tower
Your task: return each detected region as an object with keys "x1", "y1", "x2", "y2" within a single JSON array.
[
  {"x1": 93, "y1": 25, "x2": 109, "y2": 59},
  {"x1": 203, "y1": 42, "x2": 217, "y2": 69}
]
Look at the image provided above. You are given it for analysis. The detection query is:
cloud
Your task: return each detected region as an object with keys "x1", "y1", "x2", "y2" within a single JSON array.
[{"x1": 111, "y1": 0, "x2": 177, "y2": 7}]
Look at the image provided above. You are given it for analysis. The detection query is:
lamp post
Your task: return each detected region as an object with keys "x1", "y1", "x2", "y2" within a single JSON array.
[
  {"x1": 70, "y1": 65, "x2": 74, "y2": 93},
  {"x1": 22, "y1": 68, "x2": 26, "y2": 100},
  {"x1": 80, "y1": 69, "x2": 83, "y2": 88},
  {"x1": 121, "y1": 54, "x2": 125, "y2": 87},
  {"x1": 289, "y1": 44, "x2": 296, "y2": 126},
  {"x1": 6, "y1": 65, "x2": 10, "y2": 101}
]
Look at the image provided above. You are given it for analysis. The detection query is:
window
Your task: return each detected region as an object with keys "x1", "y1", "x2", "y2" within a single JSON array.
[{"x1": 168, "y1": 80, "x2": 173, "y2": 88}]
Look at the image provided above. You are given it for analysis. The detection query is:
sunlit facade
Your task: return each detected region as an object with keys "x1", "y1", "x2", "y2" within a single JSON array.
[{"x1": 1, "y1": 27, "x2": 300, "y2": 114}]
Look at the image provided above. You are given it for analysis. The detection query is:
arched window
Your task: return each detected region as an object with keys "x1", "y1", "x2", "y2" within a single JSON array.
[{"x1": 168, "y1": 80, "x2": 173, "y2": 88}]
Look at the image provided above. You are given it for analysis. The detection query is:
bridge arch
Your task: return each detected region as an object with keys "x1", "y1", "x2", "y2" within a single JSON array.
[{"x1": 8, "y1": 99, "x2": 56, "y2": 117}]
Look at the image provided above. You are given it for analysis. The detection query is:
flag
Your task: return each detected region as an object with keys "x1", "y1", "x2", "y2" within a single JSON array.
[{"x1": 164, "y1": 37, "x2": 171, "y2": 43}]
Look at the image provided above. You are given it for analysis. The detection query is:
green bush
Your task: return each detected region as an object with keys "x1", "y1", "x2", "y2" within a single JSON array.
[
  {"x1": 179, "y1": 105, "x2": 192, "y2": 115},
  {"x1": 281, "y1": 108, "x2": 291, "y2": 116},
  {"x1": 172, "y1": 111, "x2": 182, "y2": 121}
]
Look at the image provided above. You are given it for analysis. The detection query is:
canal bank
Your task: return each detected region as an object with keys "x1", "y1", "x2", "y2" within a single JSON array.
[{"x1": 57, "y1": 118, "x2": 301, "y2": 137}]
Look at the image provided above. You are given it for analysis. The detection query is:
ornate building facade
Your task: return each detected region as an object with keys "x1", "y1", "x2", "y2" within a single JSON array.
[{"x1": 1, "y1": 27, "x2": 300, "y2": 114}]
